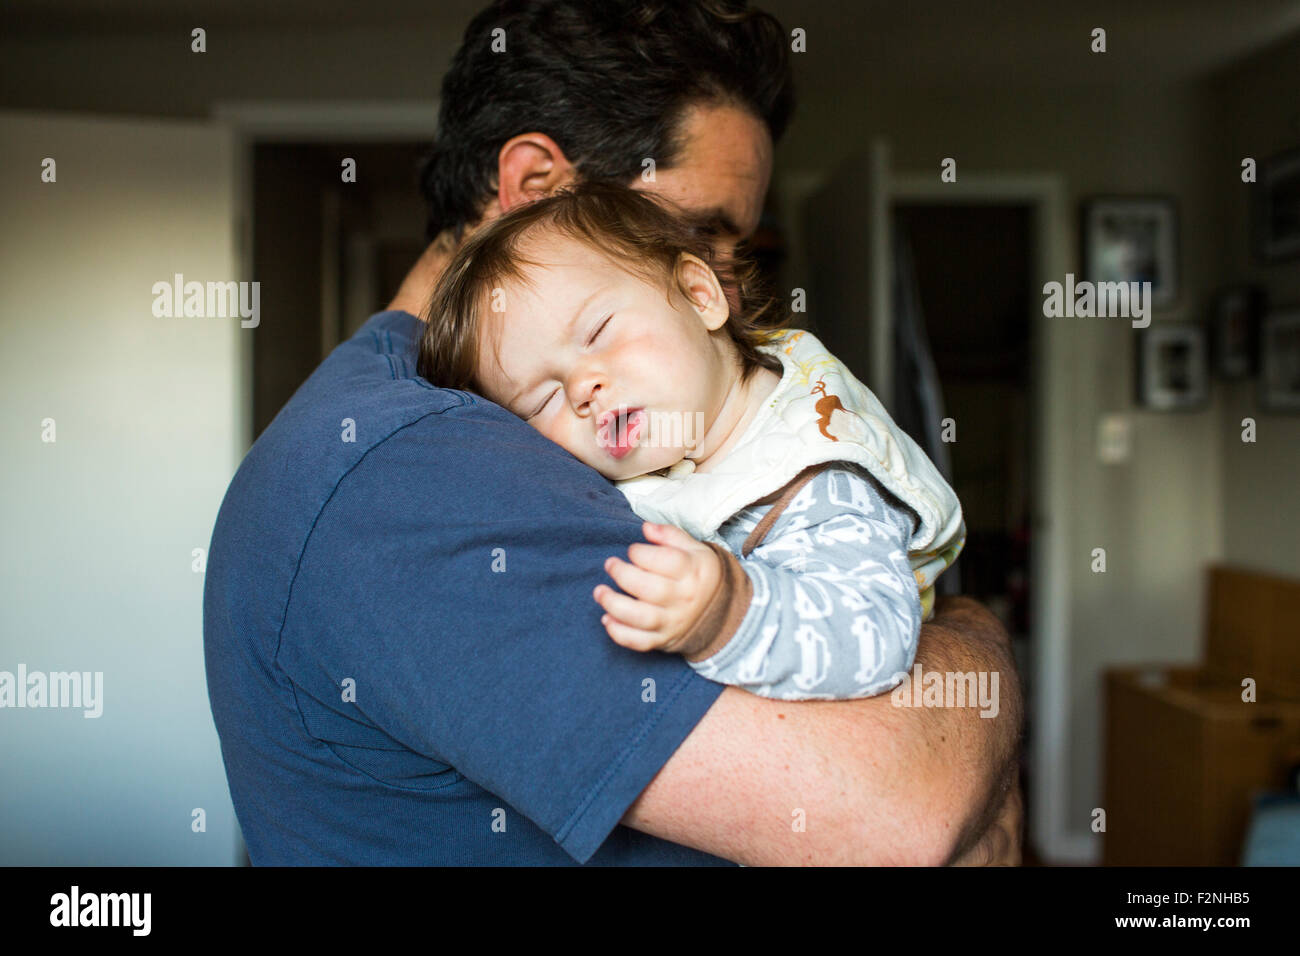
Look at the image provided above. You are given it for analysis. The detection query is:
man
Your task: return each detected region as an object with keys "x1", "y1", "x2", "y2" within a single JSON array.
[{"x1": 205, "y1": 0, "x2": 1022, "y2": 866}]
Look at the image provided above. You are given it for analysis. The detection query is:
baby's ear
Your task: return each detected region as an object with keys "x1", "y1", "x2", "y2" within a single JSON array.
[{"x1": 675, "y1": 253, "x2": 730, "y2": 331}]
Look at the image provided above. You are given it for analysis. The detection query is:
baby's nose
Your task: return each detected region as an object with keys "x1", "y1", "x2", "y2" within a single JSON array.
[{"x1": 570, "y1": 376, "x2": 605, "y2": 413}]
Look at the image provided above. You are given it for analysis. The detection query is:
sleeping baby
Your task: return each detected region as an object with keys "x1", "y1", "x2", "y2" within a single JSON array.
[{"x1": 417, "y1": 182, "x2": 965, "y2": 700}]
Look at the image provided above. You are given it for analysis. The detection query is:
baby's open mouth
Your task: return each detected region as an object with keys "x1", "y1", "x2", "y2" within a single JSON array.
[{"x1": 596, "y1": 407, "x2": 646, "y2": 460}]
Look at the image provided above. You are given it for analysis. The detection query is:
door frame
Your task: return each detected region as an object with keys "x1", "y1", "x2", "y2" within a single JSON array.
[
  {"x1": 890, "y1": 171, "x2": 1088, "y2": 863},
  {"x1": 211, "y1": 100, "x2": 438, "y2": 447}
]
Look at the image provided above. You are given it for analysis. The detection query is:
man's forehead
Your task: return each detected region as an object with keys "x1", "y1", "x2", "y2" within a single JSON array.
[
  {"x1": 633, "y1": 103, "x2": 773, "y2": 240},
  {"x1": 638, "y1": 165, "x2": 766, "y2": 241}
]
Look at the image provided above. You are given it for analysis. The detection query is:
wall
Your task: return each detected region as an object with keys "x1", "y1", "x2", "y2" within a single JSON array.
[
  {"x1": 1209, "y1": 32, "x2": 1300, "y2": 578},
  {"x1": 0, "y1": 26, "x2": 452, "y2": 118},
  {"x1": 0, "y1": 112, "x2": 242, "y2": 863}
]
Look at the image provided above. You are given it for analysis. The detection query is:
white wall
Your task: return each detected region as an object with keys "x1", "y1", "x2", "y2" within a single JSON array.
[
  {"x1": 1210, "y1": 32, "x2": 1300, "y2": 578},
  {"x1": 0, "y1": 111, "x2": 242, "y2": 864}
]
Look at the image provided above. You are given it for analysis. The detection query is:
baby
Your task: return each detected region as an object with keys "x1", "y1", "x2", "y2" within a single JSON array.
[{"x1": 417, "y1": 182, "x2": 965, "y2": 701}]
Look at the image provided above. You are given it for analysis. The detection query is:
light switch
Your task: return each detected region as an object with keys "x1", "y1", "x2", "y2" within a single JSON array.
[{"x1": 1098, "y1": 414, "x2": 1131, "y2": 464}]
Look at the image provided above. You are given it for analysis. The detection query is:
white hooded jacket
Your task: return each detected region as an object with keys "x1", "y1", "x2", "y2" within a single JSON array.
[{"x1": 616, "y1": 327, "x2": 966, "y2": 614}]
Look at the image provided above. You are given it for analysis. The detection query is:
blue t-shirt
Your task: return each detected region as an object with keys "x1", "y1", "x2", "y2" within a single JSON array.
[{"x1": 203, "y1": 310, "x2": 733, "y2": 865}]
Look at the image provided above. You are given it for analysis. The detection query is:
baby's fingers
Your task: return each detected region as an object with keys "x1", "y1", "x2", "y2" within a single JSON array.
[
  {"x1": 604, "y1": 556, "x2": 673, "y2": 604},
  {"x1": 642, "y1": 521, "x2": 704, "y2": 553},
  {"x1": 626, "y1": 540, "x2": 690, "y2": 578},
  {"x1": 601, "y1": 615, "x2": 670, "y2": 653},
  {"x1": 593, "y1": 584, "x2": 663, "y2": 631}
]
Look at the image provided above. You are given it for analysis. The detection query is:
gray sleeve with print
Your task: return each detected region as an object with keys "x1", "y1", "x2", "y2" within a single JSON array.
[{"x1": 693, "y1": 463, "x2": 922, "y2": 700}]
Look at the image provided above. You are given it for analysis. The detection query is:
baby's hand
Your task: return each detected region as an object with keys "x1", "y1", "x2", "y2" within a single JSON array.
[{"x1": 595, "y1": 522, "x2": 722, "y2": 657}]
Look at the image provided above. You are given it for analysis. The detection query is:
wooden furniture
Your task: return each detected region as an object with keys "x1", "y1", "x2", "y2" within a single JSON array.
[
  {"x1": 1102, "y1": 566, "x2": 1300, "y2": 865},
  {"x1": 1203, "y1": 565, "x2": 1300, "y2": 699}
]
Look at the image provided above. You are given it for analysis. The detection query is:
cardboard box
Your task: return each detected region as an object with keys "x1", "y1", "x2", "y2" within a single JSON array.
[{"x1": 1103, "y1": 667, "x2": 1300, "y2": 865}]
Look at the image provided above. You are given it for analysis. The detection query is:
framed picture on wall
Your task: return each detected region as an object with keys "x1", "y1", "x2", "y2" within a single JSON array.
[
  {"x1": 1136, "y1": 323, "x2": 1208, "y2": 411},
  {"x1": 1083, "y1": 196, "x2": 1179, "y2": 309},
  {"x1": 1259, "y1": 309, "x2": 1300, "y2": 412},
  {"x1": 1212, "y1": 285, "x2": 1263, "y2": 379},
  {"x1": 1254, "y1": 149, "x2": 1300, "y2": 262}
]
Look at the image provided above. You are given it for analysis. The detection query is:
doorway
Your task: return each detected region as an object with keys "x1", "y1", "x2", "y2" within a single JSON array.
[
  {"x1": 893, "y1": 200, "x2": 1039, "y2": 851},
  {"x1": 250, "y1": 140, "x2": 429, "y2": 436},
  {"x1": 893, "y1": 203, "x2": 1034, "y2": 642}
]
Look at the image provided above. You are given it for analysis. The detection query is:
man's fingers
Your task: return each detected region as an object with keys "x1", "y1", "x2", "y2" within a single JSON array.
[
  {"x1": 593, "y1": 584, "x2": 662, "y2": 631},
  {"x1": 605, "y1": 556, "x2": 673, "y2": 604}
]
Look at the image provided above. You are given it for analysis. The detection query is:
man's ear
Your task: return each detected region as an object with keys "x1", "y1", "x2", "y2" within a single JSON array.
[
  {"x1": 676, "y1": 254, "x2": 730, "y2": 331},
  {"x1": 496, "y1": 132, "x2": 578, "y2": 214}
]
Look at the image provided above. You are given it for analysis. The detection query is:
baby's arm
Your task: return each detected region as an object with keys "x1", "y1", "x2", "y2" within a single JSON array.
[
  {"x1": 596, "y1": 464, "x2": 923, "y2": 700},
  {"x1": 695, "y1": 464, "x2": 921, "y2": 699}
]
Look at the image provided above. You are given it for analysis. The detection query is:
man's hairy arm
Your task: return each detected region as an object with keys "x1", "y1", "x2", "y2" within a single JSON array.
[
  {"x1": 622, "y1": 596, "x2": 1023, "y2": 865},
  {"x1": 910, "y1": 597, "x2": 1025, "y2": 864}
]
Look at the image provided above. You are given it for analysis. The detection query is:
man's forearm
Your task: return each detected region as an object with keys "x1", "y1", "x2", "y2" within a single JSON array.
[
  {"x1": 864, "y1": 595, "x2": 1024, "y2": 863},
  {"x1": 622, "y1": 595, "x2": 1024, "y2": 865}
]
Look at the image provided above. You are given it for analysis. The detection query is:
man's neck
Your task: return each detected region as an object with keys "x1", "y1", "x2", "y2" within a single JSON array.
[{"x1": 386, "y1": 231, "x2": 456, "y2": 319}]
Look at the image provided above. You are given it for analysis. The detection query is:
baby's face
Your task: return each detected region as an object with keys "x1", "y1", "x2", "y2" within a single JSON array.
[{"x1": 474, "y1": 233, "x2": 736, "y2": 480}]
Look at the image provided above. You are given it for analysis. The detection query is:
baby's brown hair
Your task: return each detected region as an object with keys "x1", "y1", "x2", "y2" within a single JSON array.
[{"x1": 415, "y1": 180, "x2": 787, "y2": 393}]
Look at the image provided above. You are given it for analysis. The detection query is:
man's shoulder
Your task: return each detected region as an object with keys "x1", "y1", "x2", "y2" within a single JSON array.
[
  {"x1": 250, "y1": 310, "x2": 468, "y2": 468},
  {"x1": 227, "y1": 311, "x2": 521, "y2": 517},
  {"x1": 210, "y1": 309, "x2": 633, "y2": 569}
]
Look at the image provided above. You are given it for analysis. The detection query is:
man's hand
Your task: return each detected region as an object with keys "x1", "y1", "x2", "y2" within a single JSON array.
[{"x1": 594, "y1": 522, "x2": 722, "y2": 656}]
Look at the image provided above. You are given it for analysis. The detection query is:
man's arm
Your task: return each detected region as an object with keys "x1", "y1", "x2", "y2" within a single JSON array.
[
  {"x1": 950, "y1": 769, "x2": 1023, "y2": 866},
  {"x1": 622, "y1": 596, "x2": 1023, "y2": 865}
]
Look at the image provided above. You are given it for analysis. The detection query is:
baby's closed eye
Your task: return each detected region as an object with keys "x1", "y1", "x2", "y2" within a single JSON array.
[{"x1": 524, "y1": 388, "x2": 558, "y2": 421}]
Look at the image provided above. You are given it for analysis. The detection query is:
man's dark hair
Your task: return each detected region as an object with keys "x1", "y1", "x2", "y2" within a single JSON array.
[{"x1": 418, "y1": 0, "x2": 795, "y2": 241}]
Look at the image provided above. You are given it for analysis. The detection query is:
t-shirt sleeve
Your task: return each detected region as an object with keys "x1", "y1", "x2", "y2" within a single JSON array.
[{"x1": 275, "y1": 401, "x2": 726, "y2": 864}]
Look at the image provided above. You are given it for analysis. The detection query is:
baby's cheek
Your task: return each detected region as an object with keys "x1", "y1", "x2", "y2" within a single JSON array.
[{"x1": 542, "y1": 420, "x2": 593, "y2": 463}]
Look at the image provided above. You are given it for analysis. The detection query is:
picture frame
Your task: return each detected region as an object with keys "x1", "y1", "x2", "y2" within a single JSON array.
[
  {"x1": 1211, "y1": 284, "x2": 1263, "y2": 380},
  {"x1": 1136, "y1": 322, "x2": 1208, "y2": 411},
  {"x1": 1082, "y1": 196, "x2": 1179, "y2": 309},
  {"x1": 1259, "y1": 308, "x2": 1300, "y2": 412},
  {"x1": 1254, "y1": 149, "x2": 1300, "y2": 263}
]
